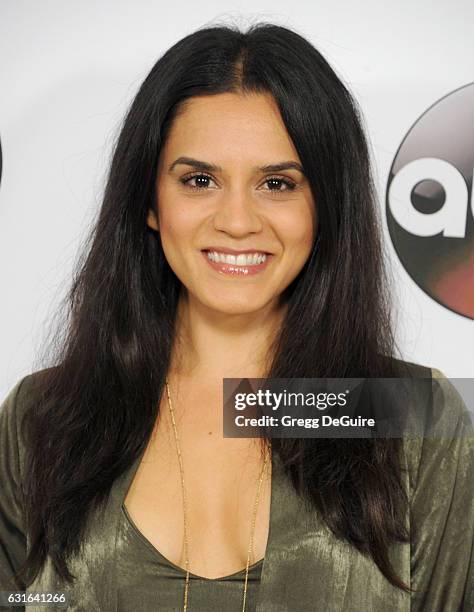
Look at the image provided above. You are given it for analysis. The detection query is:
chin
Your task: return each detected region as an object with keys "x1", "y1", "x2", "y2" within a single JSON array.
[{"x1": 202, "y1": 296, "x2": 270, "y2": 316}]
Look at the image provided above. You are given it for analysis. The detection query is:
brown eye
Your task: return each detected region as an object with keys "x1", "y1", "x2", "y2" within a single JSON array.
[
  {"x1": 180, "y1": 173, "x2": 216, "y2": 190},
  {"x1": 263, "y1": 177, "x2": 297, "y2": 194}
]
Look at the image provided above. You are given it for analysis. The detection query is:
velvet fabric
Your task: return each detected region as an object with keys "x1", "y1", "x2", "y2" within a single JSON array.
[{"x1": 0, "y1": 364, "x2": 473, "y2": 611}]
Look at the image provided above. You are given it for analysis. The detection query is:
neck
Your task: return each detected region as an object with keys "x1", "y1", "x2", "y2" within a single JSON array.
[{"x1": 169, "y1": 290, "x2": 286, "y2": 381}]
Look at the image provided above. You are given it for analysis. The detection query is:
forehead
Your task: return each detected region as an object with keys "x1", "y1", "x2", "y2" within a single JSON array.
[{"x1": 161, "y1": 92, "x2": 298, "y2": 160}]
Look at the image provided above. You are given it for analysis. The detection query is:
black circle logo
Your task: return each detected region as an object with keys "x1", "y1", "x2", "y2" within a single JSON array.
[{"x1": 386, "y1": 83, "x2": 474, "y2": 320}]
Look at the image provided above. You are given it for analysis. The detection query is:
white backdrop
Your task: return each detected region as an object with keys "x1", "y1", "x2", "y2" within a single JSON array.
[{"x1": 1, "y1": 0, "x2": 473, "y2": 398}]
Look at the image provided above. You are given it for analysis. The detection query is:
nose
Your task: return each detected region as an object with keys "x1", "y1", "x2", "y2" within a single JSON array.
[{"x1": 212, "y1": 187, "x2": 263, "y2": 237}]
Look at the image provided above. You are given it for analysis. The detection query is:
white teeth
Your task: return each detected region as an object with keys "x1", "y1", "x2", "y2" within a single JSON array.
[{"x1": 206, "y1": 251, "x2": 267, "y2": 265}]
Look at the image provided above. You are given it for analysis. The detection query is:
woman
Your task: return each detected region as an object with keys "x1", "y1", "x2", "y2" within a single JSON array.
[{"x1": 0, "y1": 22, "x2": 473, "y2": 612}]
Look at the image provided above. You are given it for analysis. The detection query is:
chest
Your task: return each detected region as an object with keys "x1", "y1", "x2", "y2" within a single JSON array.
[
  {"x1": 28, "y1": 445, "x2": 411, "y2": 612},
  {"x1": 123, "y1": 394, "x2": 272, "y2": 580}
]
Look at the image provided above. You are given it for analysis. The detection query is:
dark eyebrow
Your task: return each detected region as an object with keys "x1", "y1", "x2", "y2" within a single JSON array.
[{"x1": 168, "y1": 156, "x2": 305, "y2": 174}]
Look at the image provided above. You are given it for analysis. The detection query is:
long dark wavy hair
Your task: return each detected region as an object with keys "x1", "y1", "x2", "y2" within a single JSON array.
[{"x1": 16, "y1": 21, "x2": 413, "y2": 591}]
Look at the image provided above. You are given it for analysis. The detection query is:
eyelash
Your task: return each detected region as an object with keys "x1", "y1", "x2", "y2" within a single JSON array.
[{"x1": 179, "y1": 172, "x2": 297, "y2": 195}]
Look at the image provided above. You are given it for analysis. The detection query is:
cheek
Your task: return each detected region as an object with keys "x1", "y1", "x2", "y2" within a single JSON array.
[
  {"x1": 156, "y1": 183, "x2": 187, "y2": 240},
  {"x1": 159, "y1": 202, "x2": 197, "y2": 244},
  {"x1": 278, "y1": 207, "x2": 316, "y2": 254}
]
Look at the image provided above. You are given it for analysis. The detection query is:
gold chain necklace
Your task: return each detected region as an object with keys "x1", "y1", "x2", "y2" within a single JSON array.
[{"x1": 164, "y1": 378, "x2": 270, "y2": 612}]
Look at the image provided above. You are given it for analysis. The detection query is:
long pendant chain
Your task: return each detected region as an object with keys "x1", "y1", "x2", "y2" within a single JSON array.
[{"x1": 164, "y1": 378, "x2": 270, "y2": 612}]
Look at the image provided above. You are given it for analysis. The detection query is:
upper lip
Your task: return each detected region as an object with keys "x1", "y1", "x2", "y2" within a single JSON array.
[{"x1": 202, "y1": 246, "x2": 272, "y2": 255}]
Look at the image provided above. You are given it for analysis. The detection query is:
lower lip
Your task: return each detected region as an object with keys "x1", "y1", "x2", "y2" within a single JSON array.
[{"x1": 201, "y1": 251, "x2": 273, "y2": 276}]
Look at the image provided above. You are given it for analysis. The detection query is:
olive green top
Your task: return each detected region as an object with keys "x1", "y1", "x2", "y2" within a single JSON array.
[
  {"x1": 0, "y1": 363, "x2": 473, "y2": 611},
  {"x1": 118, "y1": 484, "x2": 264, "y2": 611}
]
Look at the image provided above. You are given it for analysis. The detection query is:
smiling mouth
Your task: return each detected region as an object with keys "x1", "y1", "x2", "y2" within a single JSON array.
[
  {"x1": 200, "y1": 249, "x2": 273, "y2": 275},
  {"x1": 203, "y1": 249, "x2": 269, "y2": 265}
]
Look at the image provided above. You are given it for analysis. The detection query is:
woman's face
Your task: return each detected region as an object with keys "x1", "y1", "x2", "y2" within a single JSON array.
[{"x1": 147, "y1": 92, "x2": 317, "y2": 315}]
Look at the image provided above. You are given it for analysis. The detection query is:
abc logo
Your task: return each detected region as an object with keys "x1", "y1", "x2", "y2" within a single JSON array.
[{"x1": 386, "y1": 83, "x2": 474, "y2": 320}]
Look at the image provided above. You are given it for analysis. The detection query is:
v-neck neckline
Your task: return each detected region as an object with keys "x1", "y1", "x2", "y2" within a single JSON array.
[{"x1": 118, "y1": 441, "x2": 278, "y2": 582}]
